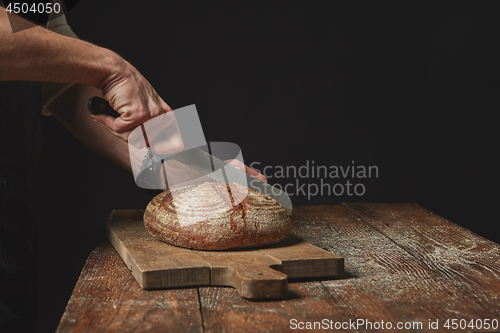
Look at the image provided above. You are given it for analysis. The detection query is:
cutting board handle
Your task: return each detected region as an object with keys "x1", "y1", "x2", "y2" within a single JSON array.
[{"x1": 211, "y1": 264, "x2": 288, "y2": 299}]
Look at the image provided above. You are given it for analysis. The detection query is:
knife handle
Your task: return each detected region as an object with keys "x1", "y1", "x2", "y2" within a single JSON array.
[{"x1": 87, "y1": 96, "x2": 120, "y2": 118}]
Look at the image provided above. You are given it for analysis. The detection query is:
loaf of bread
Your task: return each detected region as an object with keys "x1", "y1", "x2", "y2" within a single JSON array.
[{"x1": 144, "y1": 181, "x2": 292, "y2": 250}]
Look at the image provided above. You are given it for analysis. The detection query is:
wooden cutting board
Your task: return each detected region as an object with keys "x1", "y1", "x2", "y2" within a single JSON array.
[{"x1": 105, "y1": 209, "x2": 344, "y2": 299}]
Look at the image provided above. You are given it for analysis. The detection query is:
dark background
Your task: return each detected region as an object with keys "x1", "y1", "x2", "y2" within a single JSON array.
[{"x1": 35, "y1": 1, "x2": 500, "y2": 332}]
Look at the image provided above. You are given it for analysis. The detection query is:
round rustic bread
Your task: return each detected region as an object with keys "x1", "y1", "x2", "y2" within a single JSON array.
[{"x1": 144, "y1": 181, "x2": 292, "y2": 250}]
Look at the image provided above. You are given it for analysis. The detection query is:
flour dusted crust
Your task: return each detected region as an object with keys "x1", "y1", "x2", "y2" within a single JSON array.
[{"x1": 143, "y1": 182, "x2": 292, "y2": 250}]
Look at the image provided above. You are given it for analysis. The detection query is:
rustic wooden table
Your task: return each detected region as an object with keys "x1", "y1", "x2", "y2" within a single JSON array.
[{"x1": 57, "y1": 203, "x2": 500, "y2": 333}]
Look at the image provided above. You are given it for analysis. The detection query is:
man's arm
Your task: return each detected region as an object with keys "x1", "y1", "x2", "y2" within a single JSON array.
[
  {"x1": 0, "y1": 7, "x2": 169, "y2": 136},
  {"x1": 2, "y1": 8, "x2": 268, "y2": 183}
]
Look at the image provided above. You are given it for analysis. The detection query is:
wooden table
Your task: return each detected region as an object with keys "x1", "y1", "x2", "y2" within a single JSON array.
[{"x1": 56, "y1": 203, "x2": 500, "y2": 332}]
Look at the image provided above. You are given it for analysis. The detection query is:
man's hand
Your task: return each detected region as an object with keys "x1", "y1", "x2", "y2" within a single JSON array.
[
  {"x1": 225, "y1": 159, "x2": 268, "y2": 183},
  {"x1": 92, "y1": 59, "x2": 172, "y2": 140}
]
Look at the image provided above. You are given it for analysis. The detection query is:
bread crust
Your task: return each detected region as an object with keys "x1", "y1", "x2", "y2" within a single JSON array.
[{"x1": 144, "y1": 182, "x2": 292, "y2": 250}]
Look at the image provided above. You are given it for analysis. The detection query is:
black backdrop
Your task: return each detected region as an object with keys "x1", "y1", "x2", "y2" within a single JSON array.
[{"x1": 35, "y1": 1, "x2": 500, "y2": 332}]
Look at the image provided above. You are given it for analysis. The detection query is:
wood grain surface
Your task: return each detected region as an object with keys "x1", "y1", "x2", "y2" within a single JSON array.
[
  {"x1": 106, "y1": 213, "x2": 344, "y2": 299},
  {"x1": 56, "y1": 238, "x2": 204, "y2": 333},
  {"x1": 107, "y1": 218, "x2": 211, "y2": 289},
  {"x1": 343, "y1": 203, "x2": 500, "y2": 317},
  {"x1": 57, "y1": 205, "x2": 500, "y2": 333}
]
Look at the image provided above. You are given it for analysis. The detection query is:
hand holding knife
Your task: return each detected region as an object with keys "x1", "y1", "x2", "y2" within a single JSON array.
[{"x1": 87, "y1": 96, "x2": 292, "y2": 215}]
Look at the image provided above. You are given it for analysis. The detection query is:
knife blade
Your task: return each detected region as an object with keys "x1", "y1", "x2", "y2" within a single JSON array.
[{"x1": 87, "y1": 96, "x2": 292, "y2": 215}]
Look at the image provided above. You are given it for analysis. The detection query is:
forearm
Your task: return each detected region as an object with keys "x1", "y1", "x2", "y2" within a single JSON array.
[
  {"x1": 0, "y1": 7, "x2": 121, "y2": 88},
  {"x1": 48, "y1": 84, "x2": 132, "y2": 172},
  {"x1": 1, "y1": 6, "x2": 171, "y2": 137}
]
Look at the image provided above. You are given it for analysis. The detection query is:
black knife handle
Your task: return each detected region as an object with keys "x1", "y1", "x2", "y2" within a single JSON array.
[{"x1": 87, "y1": 96, "x2": 119, "y2": 118}]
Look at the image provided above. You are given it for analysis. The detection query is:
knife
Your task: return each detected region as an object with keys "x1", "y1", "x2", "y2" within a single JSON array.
[{"x1": 87, "y1": 96, "x2": 292, "y2": 215}]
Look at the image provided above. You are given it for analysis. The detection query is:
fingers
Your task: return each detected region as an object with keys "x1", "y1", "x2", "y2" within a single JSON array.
[
  {"x1": 91, "y1": 95, "x2": 172, "y2": 143},
  {"x1": 225, "y1": 159, "x2": 268, "y2": 183},
  {"x1": 109, "y1": 114, "x2": 145, "y2": 134},
  {"x1": 99, "y1": 62, "x2": 172, "y2": 134},
  {"x1": 244, "y1": 165, "x2": 268, "y2": 183},
  {"x1": 124, "y1": 111, "x2": 181, "y2": 154},
  {"x1": 107, "y1": 102, "x2": 170, "y2": 134}
]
